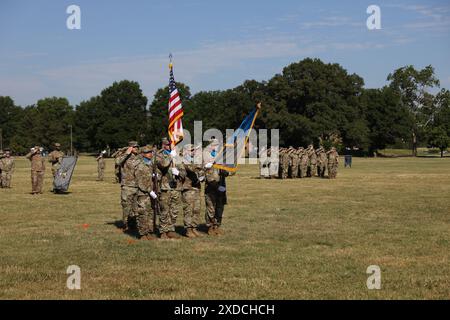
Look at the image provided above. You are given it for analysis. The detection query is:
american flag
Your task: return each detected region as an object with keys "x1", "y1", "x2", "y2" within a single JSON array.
[{"x1": 168, "y1": 63, "x2": 184, "y2": 146}]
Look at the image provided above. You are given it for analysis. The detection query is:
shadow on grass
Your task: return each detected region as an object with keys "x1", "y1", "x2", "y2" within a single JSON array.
[
  {"x1": 105, "y1": 220, "x2": 140, "y2": 239},
  {"x1": 105, "y1": 221, "x2": 210, "y2": 239}
]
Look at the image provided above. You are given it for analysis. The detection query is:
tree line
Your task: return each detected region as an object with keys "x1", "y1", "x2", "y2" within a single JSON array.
[{"x1": 1, "y1": 58, "x2": 449, "y2": 156}]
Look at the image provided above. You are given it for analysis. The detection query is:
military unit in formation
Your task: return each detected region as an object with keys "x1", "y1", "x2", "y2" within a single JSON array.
[
  {"x1": 112, "y1": 138, "x2": 232, "y2": 241},
  {"x1": 260, "y1": 145, "x2": 339, "y2": 179},
  {"x1": 1, "y1": 139, "x2": 339, "y2": 241}
]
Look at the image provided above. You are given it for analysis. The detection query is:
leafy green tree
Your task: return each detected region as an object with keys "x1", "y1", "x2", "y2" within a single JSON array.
[
  {"x1": 361, "y1": 87, "x2": 411, "y2": 154},
  {"x1": 387, "y1": 65, "x2": 440, "y2": 156},
  {"x1": 0, "y1": 96, "x2": 23, "y2": 151},
  {"x1": 74, "y1": 80, "x2": 148, "y2": 151},
  {"x1": 426, "y1": 89, "x2": 450, "y2": 157},
  {"x1": 428, "y1": 127, "x2": 449, "y2": 157}
]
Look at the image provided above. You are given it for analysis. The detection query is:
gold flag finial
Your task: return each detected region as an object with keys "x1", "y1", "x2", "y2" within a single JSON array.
[{"x1": 169, "y1": 53, "x2": 173, "y2": 69}]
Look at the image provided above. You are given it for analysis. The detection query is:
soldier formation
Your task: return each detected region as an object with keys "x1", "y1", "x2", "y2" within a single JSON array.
[
  {"x1": 260, "y1": 145, "x2": 339, "y2": 179},
  {"x1": 1, "y1": 139, "x2": 339, "y2": 240},
  {"x1": 113, "y1": 138, "x2": 232, "y2": 240}
]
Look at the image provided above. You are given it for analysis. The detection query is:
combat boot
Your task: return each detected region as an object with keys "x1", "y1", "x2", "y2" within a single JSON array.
[
  {"x1": 207, "y1": 226, "x2": 216, "y2": 236},
  {"x1": 141, "y1": 234, "x2": 157, "y2": 241},
  {"x1": 167, "y1": 231, "x2": 181, "y2": 239},
  {"x1": 214, "y1": 226, "x2": 224, "y2": 235},
  {"x1": 185, "y1": 228, "x2": 196, "y2": 238},
  {"x1": 160, "y1": 232, "x2": 169, "y2": 239},
  {"x1": 192, "y1": 228, "x2": 202, "y2": 237}
]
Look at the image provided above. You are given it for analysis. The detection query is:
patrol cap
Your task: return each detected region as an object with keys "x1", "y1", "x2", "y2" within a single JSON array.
[
  {"x1": 161, "y1": 137, "x2": 170, "y2": 146},
  {"x1": 140, "y1": 145, "x2": 154, "y2": 153},
  {"x1": 128, "y1": 141, "x2": 139, "y2": 147},
  {"x1": 54, "y1": 143, "x2": 61, "y2": 147}
]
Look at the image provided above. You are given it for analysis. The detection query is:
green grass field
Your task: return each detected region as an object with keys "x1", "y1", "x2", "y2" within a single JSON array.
[{"x1": 1, "y1": 156, "x2": 449, "y2": 299}]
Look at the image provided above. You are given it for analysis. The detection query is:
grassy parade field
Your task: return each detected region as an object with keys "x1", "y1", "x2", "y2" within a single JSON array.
[{"x1": 1, "y1": 156, "x2": 449, "y2": 299}]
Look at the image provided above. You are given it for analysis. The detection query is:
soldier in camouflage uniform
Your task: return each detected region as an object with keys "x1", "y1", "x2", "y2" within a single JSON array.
[
  {"x1": 307, "y1": 145, "x2": 317, "y2": 177},
  {"x1": 181, "y1": 144, "x2": 205, "y2": 238},
  {"x1": 96, "y1": 151, "x2": 106, "y2": 181},
  {"x1": 48, "y1": 143, "x2": 65, "y2": 177},
  {"x1": 203, "y1": 139, "x2": 234, "y2": 235},
  {"x1": 279, "y1": 148, "x2": 290, "y2": 179},
  {"x1": 288, "y1": 146, "x2": 299, "y2": 178},
  {"x1": 0, "y1": 149, "x2": 14, "y2": 188},
  {"x1": 299, "y1": 147, "x2": 308, "y2": 178},
  {"x1": 115, "y1": 141, "x2": 140, "y2": 230},
  {"x1": 316, "y1": 147, "x2": 326, "y2": 178},
  {"x1": 111, "y1": 148, "x2": 125, "y2": 184},
  {"x1": 327, "y1": 147, "x2": 339, "y2": 179},
  {"x1": 134, "y1": 146, "x2": 158, "y2": 240},
  {"x1": 26, "y1": 146, "x2": 46, "y2": 194},
  {"x1": 156, "y1": 137, "x2": 186, "y2": 239}
]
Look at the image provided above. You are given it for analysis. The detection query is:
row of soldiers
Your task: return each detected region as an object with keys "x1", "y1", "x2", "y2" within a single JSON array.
[
  {"x1": 113, "y1": 138, "x2": 232, "y2": 240},
  {"x1": 0, "y1": 143, "x2": 65, "y2": 193},
  {"x1": 0, "y1": 149, "x2": 15, "y2": 188},
  {"x1": 260, "y1": 145, "x2": 339, "y2": 179}
]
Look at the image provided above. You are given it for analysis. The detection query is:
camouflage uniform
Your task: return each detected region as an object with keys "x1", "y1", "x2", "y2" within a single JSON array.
[
  {"x1": 279, "y1": 148, "x2": 290, "y2": 179},
  {"x1": 96, "y1": 153, "x2": 106, "y2": 181},
  {"x1": 156, "y1": 140, "x2": 186, "y2": 236},
  {"x1": 0, "y1": 151, "x2": 14, "y2": 188},
  {"x1": 316, "y1": 147, "x2": 327, "y2": 178},
  {"x1": 307, "y1": 145, "x2": 317, "y2": 177},
  {"x1": 115, "y1": 142, "x2": 140, "y2": 228},
  {"x1": 48, "y1": 143, "x2": 65, "y2": 177},
  {"x1": 111, "y1": 148, "x2": 125, "y2": 183},
  {"x1": 135, "y1": 149, "x2": 156, "y2": 238},
  {"x1": 181, "y1": 145, "x2": 204, "y2": 237},
  {"x1": 203, "y1": 139, "x2": 233, "y2": 235},
  {"x1": 299, "y1": 148, "x2": 308, "y2": 178},
  {"x1": 288, "y1": 147, "x2": 299, "y2": 178},
  {"x1": 26, "y1": 147, "x2": 46, "y2": 194},
  {"x1": 327, "y1": 148, "x2": 339, "y2": 179}
]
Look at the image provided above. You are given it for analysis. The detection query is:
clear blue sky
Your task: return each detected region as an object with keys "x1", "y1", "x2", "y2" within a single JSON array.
[{"x1": 1, "y1": 0, "x2": 449, "y2": 106}]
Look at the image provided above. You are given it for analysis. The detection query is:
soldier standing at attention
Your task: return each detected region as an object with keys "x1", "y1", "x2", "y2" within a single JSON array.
[
  {"x1": 134, "y1": 146, "x2": 158, "y2": 240},
  {"x1": 181, "y1": 144, "x2": 205, "y2": 238},
  {"x1": 26, "y1": 146, "x2": 46, "y2": 194},
  {"x1": 48, "y1": 143, "x2": 65, "y2": 178},
  {"x1": 115, "y1": 141, "x2": 140, "y2": 231},
  {"x1": 96, "y1": 151, "x2": 106, "y2": 181},
  {"x1": 0, "y1": 149, "x2": 15, "y2": 188},
  {"x1": 156, "y1": 137, "x2": 186, "y2": 239},
  {"x1": 307, "y1": 145, "x2": 317, "y2": 177},
  {"x1": 316, "y1": 147, "x2": 327, "y2": 178},
  {"x1": 279, "y1": 148, "x2": 290, "y2": 179},
  {"x1": 327, "y1": 147, "x2": 339, "y2": 179},
  {"x1": 289, "y1": 146, "x2": 299, "y2": 178},
  {"x1": 299, "y1": 147, "x2": 308, "y2": 178},
  {"x1": 203, "y1": 138, "x2": 234, "y2": 236}
]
